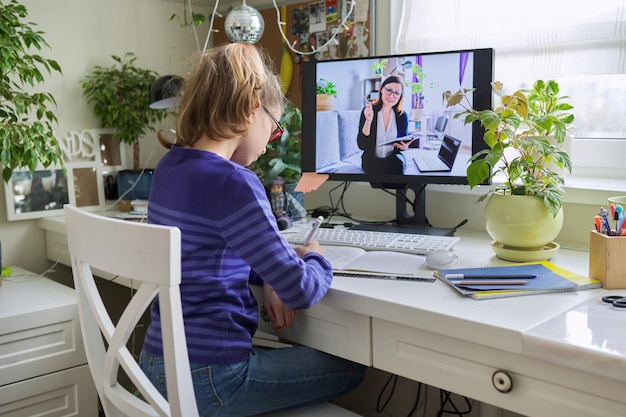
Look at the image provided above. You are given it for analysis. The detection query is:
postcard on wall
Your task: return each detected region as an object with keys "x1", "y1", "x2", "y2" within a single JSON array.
[
  {"x1": 309, "y1": 1, "x2": 327, "y2": 33},
  {"x1": 352, "y1": 0, "x2": 369, "y2": 23}
]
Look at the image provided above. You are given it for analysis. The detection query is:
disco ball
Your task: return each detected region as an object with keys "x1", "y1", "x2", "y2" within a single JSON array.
[{"x1": 224, "y1": 4, "x2": 265, "y2": 44}]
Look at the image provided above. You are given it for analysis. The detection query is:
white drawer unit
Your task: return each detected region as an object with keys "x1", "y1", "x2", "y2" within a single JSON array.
[
  {"x1": 0, "y1": 268, "x2": 98, "y2": 416},
  {"x1": 372, "y1": 318, "x2": 626, "y2": 417}
]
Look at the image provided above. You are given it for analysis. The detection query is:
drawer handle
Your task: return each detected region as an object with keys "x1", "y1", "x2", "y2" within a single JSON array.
[{"x1": 492, "y1": 370, "x2": 513, "y2": 393}]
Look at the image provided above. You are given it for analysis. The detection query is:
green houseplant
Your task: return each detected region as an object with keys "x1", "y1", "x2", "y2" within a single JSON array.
[
  {"x1": 446, "y1": 80, "x2": 574, "y2": 217},
  {"x1": 0, "y1": 0, "x2": 63, "y2": 182},
  {"x1": 316, "y1": 78, "x2": 337, "y2": 96},
  {"x1": 250, "y1": 102, "x2": 302, "y2": 186},
  {"x1": 370, "y1": 59, "x2": 388, "y2": 76},
  {"x1": 446, "y1": 80, "x2": 574, "y2": 258},
  {"x1": 80, "y1": 53, "x2": 169, "y2": 172}
]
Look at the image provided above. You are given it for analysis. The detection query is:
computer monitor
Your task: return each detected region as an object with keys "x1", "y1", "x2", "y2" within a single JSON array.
[{"x1": 301, "y1": 48, "x2": 494, "y2": 235}]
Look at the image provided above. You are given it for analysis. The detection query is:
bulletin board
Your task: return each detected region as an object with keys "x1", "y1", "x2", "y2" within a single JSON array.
[{"x1": 213, "y1": 0, "x2": 373, "y2": 108}]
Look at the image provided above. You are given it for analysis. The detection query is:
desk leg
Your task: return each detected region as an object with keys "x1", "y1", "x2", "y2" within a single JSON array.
[{"x1": 480, "y1": 403, "x2": 503, "y2": 417}]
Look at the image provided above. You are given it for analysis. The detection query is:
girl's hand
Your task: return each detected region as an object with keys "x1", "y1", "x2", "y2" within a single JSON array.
[
  {"x1": 294, "y1": 240, "x2": 324, "y2": 258},
  {"x1": 262, "y1": 282, "x2": 297, "y2": 332}
]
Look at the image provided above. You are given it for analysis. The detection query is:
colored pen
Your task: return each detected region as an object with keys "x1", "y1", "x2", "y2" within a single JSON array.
[
  {"x1": 594, "y1": 215, "x2": 602, "y2": 232},
  {"x1": 444, "y1": 274, "x2": 537, "y2": 280},
  {"x1": 450, "y1": 280, "x2": 529, "y2": 286},
  {"x1": 303, "y1": 216, "x2": 324, "y2": 245}
]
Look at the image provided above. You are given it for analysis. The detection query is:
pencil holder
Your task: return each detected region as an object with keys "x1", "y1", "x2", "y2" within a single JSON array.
[{"x1": 589, "y1": 230, "x2": 626, "y2": 289}]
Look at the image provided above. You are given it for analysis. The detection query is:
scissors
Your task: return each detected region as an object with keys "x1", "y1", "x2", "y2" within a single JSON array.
[{"x1": 601, "y1": 295, "x2": 626, "y2": 310}]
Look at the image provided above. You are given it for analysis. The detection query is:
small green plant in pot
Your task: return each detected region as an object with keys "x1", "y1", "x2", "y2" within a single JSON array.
[
  {"x1": 316, "y1": 78, "x2": 337, "y2": 111},
  {"x1": 80, "y1": 53, "x2": 170, "y2": 172},
  {"x1": 370, "y1": 59, "x2": 388, "y2": 76},
  {"x1": 446, "y1": 80, "x2": 575, "y2": 258}
]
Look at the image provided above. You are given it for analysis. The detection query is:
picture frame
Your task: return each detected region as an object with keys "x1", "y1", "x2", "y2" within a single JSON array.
[
  {"x1": 4, "y1": 168, "x2": 68, "y2": 220},
  {"x1": 4, "y1": 128, "x2": 125, "y2": 221}
]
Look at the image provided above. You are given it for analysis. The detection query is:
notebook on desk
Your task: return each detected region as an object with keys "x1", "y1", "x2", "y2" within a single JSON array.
[
  {"x1": 323, "y1": 245, "x2": 435, "y2": 282},
  {"x1": 414, "y1": 134, "x2": 461, "y2": 172}
]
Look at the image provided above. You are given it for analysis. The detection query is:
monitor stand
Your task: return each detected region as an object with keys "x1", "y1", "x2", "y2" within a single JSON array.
[{"x1": 350, "y1": 184, "x2": 457, "y2": 236}]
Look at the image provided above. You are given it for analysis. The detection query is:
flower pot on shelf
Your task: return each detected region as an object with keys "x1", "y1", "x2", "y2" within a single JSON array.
[
  {"x1": 316, "y1": 94, "x2": 335, "y2": 111},
  {"x1": 484, "y1": 193, "x2": 563, "y2": 261}
]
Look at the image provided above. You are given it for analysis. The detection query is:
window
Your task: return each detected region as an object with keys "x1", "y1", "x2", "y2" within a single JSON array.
[{"x1": 390, "y1": 0, "x2": 626, "y2": 179}]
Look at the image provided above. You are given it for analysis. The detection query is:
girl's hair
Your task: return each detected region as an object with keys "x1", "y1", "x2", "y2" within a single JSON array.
[
  {"x1": 158, "y1": 43, "x2": 283, "y2": 148},
  {"x1": 372, "y1": 75, "x2": 404, "y2": 113}
]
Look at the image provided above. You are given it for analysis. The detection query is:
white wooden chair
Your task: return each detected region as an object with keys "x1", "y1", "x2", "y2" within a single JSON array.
[
  {"x1": 64, "y1": 205, "x2": 361, "y2": 417},
  {"x1": 64, "y1": 205, "x2": 198, "y2": 417}
]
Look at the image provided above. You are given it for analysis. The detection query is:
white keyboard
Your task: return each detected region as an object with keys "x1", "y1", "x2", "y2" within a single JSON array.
[{"x1": 286, "y1": 227, "x2": 459, "y2": 255}]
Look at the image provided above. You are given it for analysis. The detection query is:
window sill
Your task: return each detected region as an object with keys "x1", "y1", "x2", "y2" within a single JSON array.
[{"x1": 429, "y1": 175, "x2": 626, "y2": 206}]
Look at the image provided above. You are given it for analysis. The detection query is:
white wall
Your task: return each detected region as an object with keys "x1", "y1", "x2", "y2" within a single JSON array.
[{"x1": 0, "y1": 0, "x2": 210, "y2": 272}]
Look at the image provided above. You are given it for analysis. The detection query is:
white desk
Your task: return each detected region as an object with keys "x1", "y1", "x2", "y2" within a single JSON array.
[
  {"x1": 39, "y1": 215, "x2": 626, "y2": 416},
  {"x1": 0, "y1": 267, "x2": 98, "y2": 416}
]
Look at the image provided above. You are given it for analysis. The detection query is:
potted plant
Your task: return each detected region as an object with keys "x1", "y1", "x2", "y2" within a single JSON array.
[
  {"x1": 370, "y1": 58, "x2": 388, "y2": 76},
  {"x1": 316, "y1": 78, "x2": 337, "y2": 111},
  {"x1": 0, "y1": 0, "x2": 64, "y2": 182},
  {"x1": 80, "y1": 53, "x2": 170, "y2": 172},
  {"x1": 445, "y1": 80, "x2": 574, "y2": 258},
  {"x1": 80, "y1": 53, "x2": 170, "y2": 201},
  {"x1": 405, "y1": 63, "x2": 427, "y2": 120},
  {"x1": 250, "y1": 102, "x2": 302, "y2": 187},
  {"x1": 249, "y1": 102, "x2": 307, "y2": 215}
]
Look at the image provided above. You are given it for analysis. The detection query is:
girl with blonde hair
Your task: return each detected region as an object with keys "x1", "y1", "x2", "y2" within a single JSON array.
[{"x1": 140, "y1": 43, "x2": 365, "y2": 417}]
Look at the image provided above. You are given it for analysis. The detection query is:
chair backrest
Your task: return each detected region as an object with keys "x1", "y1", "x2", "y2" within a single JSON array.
[{"x1": 64, "y1": 205, "x2": 199, "y2": 417}]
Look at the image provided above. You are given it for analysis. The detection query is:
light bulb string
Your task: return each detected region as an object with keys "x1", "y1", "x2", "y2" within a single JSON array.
[
  {"x1": 195, "y1": 0, "x2": 357, "y2": 55},
  {"x1": 271, "y1": 0, "x2": 356, "y2": 56},
  {"x1": 202, "y1": 0, "x2": 222, "y2": 52}
]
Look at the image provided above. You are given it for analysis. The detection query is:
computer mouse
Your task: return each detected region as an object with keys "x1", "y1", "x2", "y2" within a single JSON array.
[{"x1": 425, "y1": 250, "x2": 458, "y2": 269}]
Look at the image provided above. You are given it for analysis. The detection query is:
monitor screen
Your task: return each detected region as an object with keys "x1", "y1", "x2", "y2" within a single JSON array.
[
  {"x1": 300, "y1": 48, "x2": 493, "y2": 235},
  {"x1": 301, "y1": 48, "x2": 494, "y2": 187}
]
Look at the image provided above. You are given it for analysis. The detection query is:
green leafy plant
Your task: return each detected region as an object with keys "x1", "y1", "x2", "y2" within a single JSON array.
[
  {"x1": 316, "y1": 78, "x2": 337, "y2": 97},
  {"x1": 445, "y1": 80, "x2": 574, "y2": 216},
  {"x1": 405, "y1": 63, "x2": 425, "y2": 95},
  {"x1": 250, "y1": 103, "x2": 302, "y2": 185},
  {"x1": 0, "y1": 0, "x2": 64, "y2": 182},
  {"x1": 370, "y1": 58, "x2": 388, "y2": 75},
  {"x1": 80, "y1": 53, "x2": 170, "y2": 171}
]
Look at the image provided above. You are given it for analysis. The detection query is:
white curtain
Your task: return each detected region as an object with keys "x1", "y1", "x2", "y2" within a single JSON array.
[{"x1": 395, "y1": 0, "x2": 626, "y2": 78}]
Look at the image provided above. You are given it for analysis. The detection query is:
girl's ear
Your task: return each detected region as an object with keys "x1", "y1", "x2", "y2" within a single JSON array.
[{"x1": 248, "y1": 99, "x2": 262, "y2": 124}]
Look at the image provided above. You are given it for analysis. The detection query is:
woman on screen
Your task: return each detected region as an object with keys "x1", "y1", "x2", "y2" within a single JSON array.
[{"x1": 357, "y1": 75, "x2": 412, "y2": 175}]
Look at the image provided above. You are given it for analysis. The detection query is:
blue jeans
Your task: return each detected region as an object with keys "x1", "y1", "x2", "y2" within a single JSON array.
[{"x1": 140, "y1": 346, "x2": 366, "y2": 417}]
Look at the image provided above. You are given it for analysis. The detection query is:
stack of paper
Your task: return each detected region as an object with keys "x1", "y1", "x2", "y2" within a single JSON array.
[{"x1": 434, "y1": 261, "x2": 601, "y2": 300}]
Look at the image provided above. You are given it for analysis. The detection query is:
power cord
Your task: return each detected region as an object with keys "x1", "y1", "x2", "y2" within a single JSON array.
[
  {"x1": 376, "y1": 373, "x2": 424, "y2": 417},
  {"x1": 436, "y1": 390, "x2": 472, "y2": 417}
]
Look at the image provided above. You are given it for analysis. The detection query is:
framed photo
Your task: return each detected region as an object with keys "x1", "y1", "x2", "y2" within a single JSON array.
[
  {"x1": 4, "y1": 128, "x2": 123, "y2": 221},
  {"x1": 4, "y1": 168, "x2": 69, "y2": 220}
]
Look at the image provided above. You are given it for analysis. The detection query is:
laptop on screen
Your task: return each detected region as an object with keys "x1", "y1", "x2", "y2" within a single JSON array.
[{"x1": 414, "y1": 134, "x2": 461, "y2": 172}]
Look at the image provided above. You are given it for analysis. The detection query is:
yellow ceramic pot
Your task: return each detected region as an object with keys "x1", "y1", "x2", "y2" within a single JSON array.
[{"x1": 484, "y1": 193, "x2": 563, "y2": 250}]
